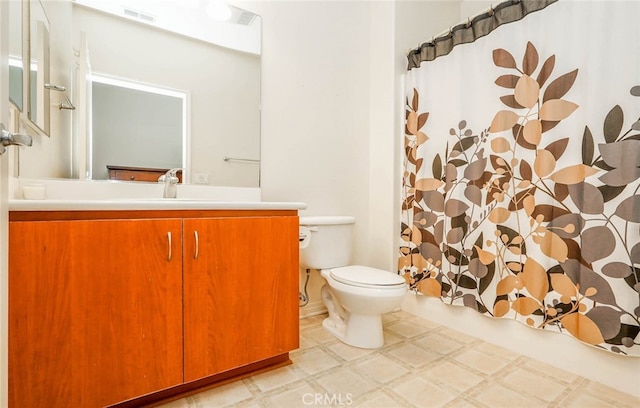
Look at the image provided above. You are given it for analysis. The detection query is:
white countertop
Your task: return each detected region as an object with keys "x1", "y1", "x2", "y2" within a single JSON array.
[
  {"x1": 9, "y1": 178, "x2": 306, "y2": 212},
  {"x1": 9, "y1": 199, "x2": 307, "y2": 211}
]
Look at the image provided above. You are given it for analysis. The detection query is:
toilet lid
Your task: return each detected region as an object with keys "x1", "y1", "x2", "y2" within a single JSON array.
[{"x1": 330, "y1": 266, "x2": 406, "y2": 288}]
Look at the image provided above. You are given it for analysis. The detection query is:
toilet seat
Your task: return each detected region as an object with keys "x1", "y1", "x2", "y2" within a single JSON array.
[{"x1": 329, "y1": 266, "x2": 406, "y2": 289}]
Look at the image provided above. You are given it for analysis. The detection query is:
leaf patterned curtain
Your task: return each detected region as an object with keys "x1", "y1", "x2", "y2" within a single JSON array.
[{"x1": 400, "y1": 0, "x2": 640, "y2": 356}]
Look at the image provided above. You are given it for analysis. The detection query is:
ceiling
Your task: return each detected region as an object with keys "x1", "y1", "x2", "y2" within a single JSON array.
[{"x1": 72, "y1": 0, "x2": 261, "y2": 54}]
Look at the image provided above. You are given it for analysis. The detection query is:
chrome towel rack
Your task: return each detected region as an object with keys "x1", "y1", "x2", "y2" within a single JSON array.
[
  {"x1": 223, "y1": 156, "x2": 260, "y2": 163},
  {"x1": 45, "y1": 83, "x2": 76, "y2": 110}
]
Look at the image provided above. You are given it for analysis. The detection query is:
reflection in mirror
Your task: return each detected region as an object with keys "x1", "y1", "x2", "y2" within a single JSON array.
[
  {"x1": 8, "y1": 0, "x2": 23, "y2": 111},
  {"x1": 70, "y1": 1, "x2": 261, "y2": 187},
  {"x1": 27, "y1": 0, "x2": 50, "y2": 135},
  {"x1": 90, "y1": 74, "x2": 186, "y2": 181}
]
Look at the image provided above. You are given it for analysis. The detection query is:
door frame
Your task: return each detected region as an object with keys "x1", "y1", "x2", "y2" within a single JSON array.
[{"x1": 1, "y1": 0, "x2": 11, "y2": 405}]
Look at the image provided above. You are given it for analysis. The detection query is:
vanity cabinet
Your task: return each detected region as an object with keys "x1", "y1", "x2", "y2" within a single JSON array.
[{"x1": 8, "y1": 210, "x2": 299, "y2": 408}]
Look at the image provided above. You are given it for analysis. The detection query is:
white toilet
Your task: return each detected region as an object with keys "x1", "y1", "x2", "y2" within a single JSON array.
[{"x1": 299, "y1": 216, "x2": 407, "y2": 349}]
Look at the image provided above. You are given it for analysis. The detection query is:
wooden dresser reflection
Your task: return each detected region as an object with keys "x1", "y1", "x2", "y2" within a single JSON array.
[{"x1": 107, "y1": 165, "x2": 183, "y2": 183}]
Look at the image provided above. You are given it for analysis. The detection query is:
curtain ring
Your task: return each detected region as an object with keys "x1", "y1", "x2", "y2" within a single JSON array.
[
  {"x1": 465, "y1": 18, "x2": 471, "y2": 28},
  {"x1": 488, "y1": 5, "x2": 495, "y2": 16}
]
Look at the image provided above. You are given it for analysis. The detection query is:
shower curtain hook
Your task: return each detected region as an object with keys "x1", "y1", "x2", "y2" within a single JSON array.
[{"x1": 466, "y1": 17, "x2": 472, "y2": 28}]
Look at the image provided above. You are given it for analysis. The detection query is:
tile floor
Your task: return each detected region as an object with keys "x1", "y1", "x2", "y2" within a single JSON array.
[{"x1": 159, "y1": 311, "x2": 640, "y2": 408}]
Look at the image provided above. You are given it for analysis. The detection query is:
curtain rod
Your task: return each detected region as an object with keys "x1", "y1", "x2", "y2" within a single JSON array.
[
  {"x1": 405, "y1": 0, "x2": 504, "y2": 55},
  {"x1": 405, "y1": 0, "x2": 558, "y2": 70}
]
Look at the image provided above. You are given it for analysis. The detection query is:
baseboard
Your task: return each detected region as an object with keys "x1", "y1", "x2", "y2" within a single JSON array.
[{"x1": 299, "y1": 300, "x2": 326, "y2": 319}]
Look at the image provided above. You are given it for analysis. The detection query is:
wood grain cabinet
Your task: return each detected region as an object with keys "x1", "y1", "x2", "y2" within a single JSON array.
[
  {"x1": 8, "y1": 211, "x2": 299, "y2": 408},
  {"x1": 183, "y1": 217, "x2": 299, "y2": 381}
]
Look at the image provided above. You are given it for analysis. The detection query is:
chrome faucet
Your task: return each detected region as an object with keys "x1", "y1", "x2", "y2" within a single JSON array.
[
  {"x1": 1, "y1": 123, "x2": 33, "y2": 155},
  {"x1": 160, "y1": 168, "x2": 182, "y2": 198}
]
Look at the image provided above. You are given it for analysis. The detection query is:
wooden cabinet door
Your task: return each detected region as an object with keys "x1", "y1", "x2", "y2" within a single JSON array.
[
  {"x1": 9, "y1": 219, "x2": 184, "y2": 408},
  {"x1": 183, "y1": 216, "x2": 299, "y2": 381}
]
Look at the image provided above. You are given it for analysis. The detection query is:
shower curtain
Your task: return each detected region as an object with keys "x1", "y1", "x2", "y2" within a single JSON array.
[{"x1": 400, "y1": 0, "x2": 640, "y2": 356}]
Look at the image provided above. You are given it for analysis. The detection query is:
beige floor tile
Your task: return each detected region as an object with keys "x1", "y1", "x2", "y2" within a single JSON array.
[
  {"x1": 386, "y1": 343, "x2": 442, "y2": 368},
  {"x1": 581, "y1": 380, "x2": 640, "y2": 406},
  {"x1": 157, "y1": 397, "x2": 192, "y2": 408},
  {"x1": 382, "y1": 329, "x2": 405, "y2": 346},
  {"x1": 382, "y1": 309, "x2": 415, "y2": 319},
  {"x1": 452, "y1": 348, "x2": 510, "y2": 375},
  {"x1": 291, "y1": 347, "x2": 341, "y2": 375},
  {"x1": 390, "y1": 375, "x2": 455, "y2": 407},
  {"x1": 386, "y1": 320, "x2": 432, "y2": 338},
  {"x1": 473, "y1": 383, "x2": 544, "y2": 408},
  {"x1": 315, "y1": 366, "x2": 378, "y2": 398},
  {"x1": 158, "y1": 314, "x2": 637, "y2": 408},
  {"x1": 438, "y1": 327, "x2": 480, "y2": 344},
  {"x1": 233, "y1": 399, "x2": 268, "y2": 408},
  {"x1": 300, "y1": 314, "x2": 327, "y2": 330},
  {"x1": 295, "y1": 333, "x2": 318, "y2": 351},
  {"x1": 423, "y1": 361, "x2": 485, "y2": 392},
  {"x1": 506, "y1": 366, "x2": 571, "y2": 402},
  {"x1": 382, "y1": 312, "x2": 403, "y2": 324},
  {"x1": 405, "y1": 315, "x2": 441, "y2": 329},
  {"x1": 442, "y1": 400, "x2": 480, "y2": 408},
  {"x1": 499, "y1": 367, "x2": 566, "y2": 402},
  {"x1": 191, "y1": 380, "x2": 253, "y2": 407},
  {"x1": 250, "y1": 366, "x2": 302, "y2": 392},
  {"x1": 413, "y1": 332, "x2": 465, "y2": 355},
  {"x1": 303, "y1": 326, "x2": 336, "y2": 344},
  {"x1": 519, "y1": 359, "x2": 580, "y2": 385},
  {"x1": 326, "y1": 340, "x2": 375, "y2": 361},
  {"x1": 355, "y1": 391, "x2": 406, "y2": 408},
  {"x1": 474, "y1": 341, "x2": 521, "y2": 361},
  {"x1": 263, "y1": 381, "x2": 319, "y2": 408},
  {"x1": 352, "y1": 354, "x2": 410, "y2": 384},
  {"x1": 562, "y1": 392, "x2": 619, "y2": 408}
]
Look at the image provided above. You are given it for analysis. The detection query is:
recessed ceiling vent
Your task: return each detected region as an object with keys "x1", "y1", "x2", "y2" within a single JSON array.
[
  {"x1": 234, "y1": 10, "x2": 256, "y2": 26},
  {"x1": 226, "y1": 4, "x2": 256, "y2": 26},
  {"x1": 122, "y1": 7, "x2": 156, "y2": 23}
]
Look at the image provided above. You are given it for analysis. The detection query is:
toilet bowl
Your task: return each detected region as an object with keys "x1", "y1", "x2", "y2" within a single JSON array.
[{"x1": 299, "y1": 216, "x2": 408, "y2": 349}]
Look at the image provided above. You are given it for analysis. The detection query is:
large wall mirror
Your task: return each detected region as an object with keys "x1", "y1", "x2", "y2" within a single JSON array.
[
  {"x1": 17, "y1": 0, "x2": 261, "y2": 188},
  {"x1": 72, "y1": 0, "x2": 261, "y2": 187},
  {"x1": 8, "y1": 0, "x2": 24, "y2": 112}
]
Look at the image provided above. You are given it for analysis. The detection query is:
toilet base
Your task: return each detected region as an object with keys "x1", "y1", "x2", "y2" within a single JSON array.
[
  {"x1": 320, "y1": 284, "x2": 385, "y2": 349},
  {"x1": 322, "y1": 314, "x2": 384, "y2": 349}
]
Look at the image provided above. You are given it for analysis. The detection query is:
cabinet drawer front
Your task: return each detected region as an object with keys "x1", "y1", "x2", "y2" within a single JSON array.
[{"x1": 110, "y1": 169, "x2": 164, "y2": 182}]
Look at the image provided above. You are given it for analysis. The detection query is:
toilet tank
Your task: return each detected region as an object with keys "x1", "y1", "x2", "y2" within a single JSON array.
[{"x1": 299, "y1": 216, "x2": 355, "y2": 270}]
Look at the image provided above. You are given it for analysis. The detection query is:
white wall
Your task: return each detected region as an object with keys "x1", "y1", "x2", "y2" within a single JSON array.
[{"x1": 243, "y1": 0, "x2": 373, "y2": 314}]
